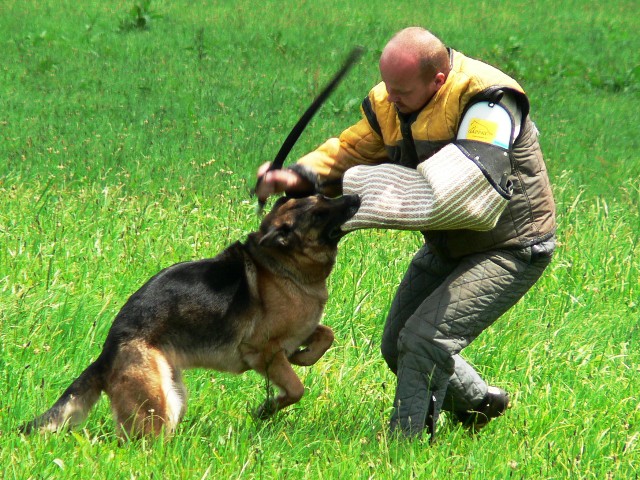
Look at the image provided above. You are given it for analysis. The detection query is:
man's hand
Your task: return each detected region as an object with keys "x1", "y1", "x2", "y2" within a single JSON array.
[{"x1": 255, "y1": 162, "x2": 312, "y2": 202}]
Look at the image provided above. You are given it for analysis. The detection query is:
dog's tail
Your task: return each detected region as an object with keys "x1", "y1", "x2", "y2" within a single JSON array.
[{"x1": 20, "y1": 354, "x2": 109, "y2": 434}]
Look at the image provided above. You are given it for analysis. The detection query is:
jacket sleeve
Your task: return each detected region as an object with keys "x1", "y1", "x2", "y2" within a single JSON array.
[{"x1": 294, "y1": 106, "x2": 389, "y2": 197}]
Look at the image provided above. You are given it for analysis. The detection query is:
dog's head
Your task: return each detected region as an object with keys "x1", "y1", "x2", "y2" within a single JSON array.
[{"x1": 257, "y1": 194, "x2": 360, "y2": 252}]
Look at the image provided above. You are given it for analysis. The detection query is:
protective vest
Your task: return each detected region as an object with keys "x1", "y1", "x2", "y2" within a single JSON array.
[{"x1": 295, "y1": 49, "x2": 556, "y2": 257}]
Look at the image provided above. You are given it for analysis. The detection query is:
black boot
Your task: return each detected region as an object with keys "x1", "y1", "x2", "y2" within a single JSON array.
[{"x1": 454, "y1": 386, "x2": 510, "y2": 431}]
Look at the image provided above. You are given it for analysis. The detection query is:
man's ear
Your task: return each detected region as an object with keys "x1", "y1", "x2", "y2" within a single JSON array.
[{"x1": 259, "y1": 225, "x2": 289, "y2": 248}]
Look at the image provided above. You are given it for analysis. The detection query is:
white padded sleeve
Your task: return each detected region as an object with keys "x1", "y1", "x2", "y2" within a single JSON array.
[
  {"x1": 457, "y1": 93, "x2": 522, "y2": 148},
  {"x1": 341, "y1": 143, "x2": 508, "y2": 232}
]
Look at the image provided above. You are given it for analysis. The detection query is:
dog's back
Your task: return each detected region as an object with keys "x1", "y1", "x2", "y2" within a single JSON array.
[{"x1": 108, "y1": 242, "x2": 260, "y2": 369}]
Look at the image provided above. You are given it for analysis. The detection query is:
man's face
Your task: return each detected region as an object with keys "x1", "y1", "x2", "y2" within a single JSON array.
[{"x1": 380, "y1": 54, "x2": 442, "y2": 114}]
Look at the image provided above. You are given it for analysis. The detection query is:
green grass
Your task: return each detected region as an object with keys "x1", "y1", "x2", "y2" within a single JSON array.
[{"x1": 1, "y1": 0, "x2": 639, "y2": 478}]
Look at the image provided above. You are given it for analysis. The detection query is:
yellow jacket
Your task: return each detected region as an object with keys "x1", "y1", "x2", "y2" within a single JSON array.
[{"x1": 296, "y1": 49, "x2": 527, "y2": 195}]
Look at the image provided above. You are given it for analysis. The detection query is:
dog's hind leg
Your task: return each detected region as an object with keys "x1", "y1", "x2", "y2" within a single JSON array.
[
  {"x1": 106, "y1": 341, "x2": 186, "y2": 438},
  {"x1": 250, "y1": 342, "x2": 306, "y2": 419},
  {"x1": 288, "y1": 325, "x2": 335, "y2": 367}
]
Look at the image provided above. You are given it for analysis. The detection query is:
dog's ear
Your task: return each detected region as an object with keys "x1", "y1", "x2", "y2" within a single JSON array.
[{"x1": 259, "y1": 225, "x2": 290, "y2": 248}]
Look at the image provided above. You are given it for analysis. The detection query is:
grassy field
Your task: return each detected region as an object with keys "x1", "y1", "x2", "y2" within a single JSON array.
[{"x1": 1, "y1": 0, "x2": 639, "y2": 478}]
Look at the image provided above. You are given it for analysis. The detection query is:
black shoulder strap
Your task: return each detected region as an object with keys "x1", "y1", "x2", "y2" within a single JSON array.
[{"x1": 362, "y1": 96, "x2": 382, "y2": 138}]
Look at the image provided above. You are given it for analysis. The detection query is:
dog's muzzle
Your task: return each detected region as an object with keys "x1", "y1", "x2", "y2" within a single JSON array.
[{"x1": 326, "y1": 194, "x2": 360, "y2": 240}]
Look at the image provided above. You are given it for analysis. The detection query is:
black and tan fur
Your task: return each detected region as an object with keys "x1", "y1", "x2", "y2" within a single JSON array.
[{"x1": 21, "y1": 194, "x2": 359, "y2": 438}]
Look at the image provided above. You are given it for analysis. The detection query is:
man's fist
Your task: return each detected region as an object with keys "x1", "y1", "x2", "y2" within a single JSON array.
[{"x1": 255, "y1": 163, "x2": 311, "y2": 201}]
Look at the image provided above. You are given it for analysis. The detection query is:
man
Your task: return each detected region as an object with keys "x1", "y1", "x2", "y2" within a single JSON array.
[{"x1": 256, "y1": 27, "x2": 556, "y2": 440}]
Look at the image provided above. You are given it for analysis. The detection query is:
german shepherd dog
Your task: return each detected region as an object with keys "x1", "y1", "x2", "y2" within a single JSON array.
[{"x1": 21, "y1": 194, "x2": 360, "y2": 438}]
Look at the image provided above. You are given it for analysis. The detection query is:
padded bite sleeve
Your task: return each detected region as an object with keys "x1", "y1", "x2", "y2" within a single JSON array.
[{"x1": 341, "y1": 143, "x2": 511, "y2": 232}]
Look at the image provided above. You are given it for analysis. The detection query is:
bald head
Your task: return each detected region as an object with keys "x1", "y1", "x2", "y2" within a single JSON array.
[
  {"x1": 380, "y1": 28, "x2": 450, "y2": 81},
  {"x1": 379, "y1": 27, "x2": 450, "y2": 113}
]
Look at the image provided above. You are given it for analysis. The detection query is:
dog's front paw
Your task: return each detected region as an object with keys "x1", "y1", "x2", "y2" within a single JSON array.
[
  {"x1": 289, "y1": 347, "x2": 314, "y2": 366},
  {"x1": 253, "y1": 398, "x2": 279, "y2": 420}
]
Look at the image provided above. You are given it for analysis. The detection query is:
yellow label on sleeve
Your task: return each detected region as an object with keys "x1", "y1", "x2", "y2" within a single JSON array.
[{"x1": 466, "y1": 118, "x2": 498, "y2": 143}]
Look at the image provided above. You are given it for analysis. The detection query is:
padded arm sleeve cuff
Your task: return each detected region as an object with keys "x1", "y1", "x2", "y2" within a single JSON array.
[{"x1": 341, "y1": 143, "x2": 509, "y2": 232}]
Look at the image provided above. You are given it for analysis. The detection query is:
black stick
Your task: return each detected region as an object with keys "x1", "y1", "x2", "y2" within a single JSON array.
[{"x1": 254, "y1": 46, "x2": 364, "y2": 212}]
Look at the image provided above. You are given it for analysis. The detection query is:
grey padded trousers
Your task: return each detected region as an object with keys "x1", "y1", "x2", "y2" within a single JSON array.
[{"x1": 381, "y1": 237, "x2": 555, "y2": 438}]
